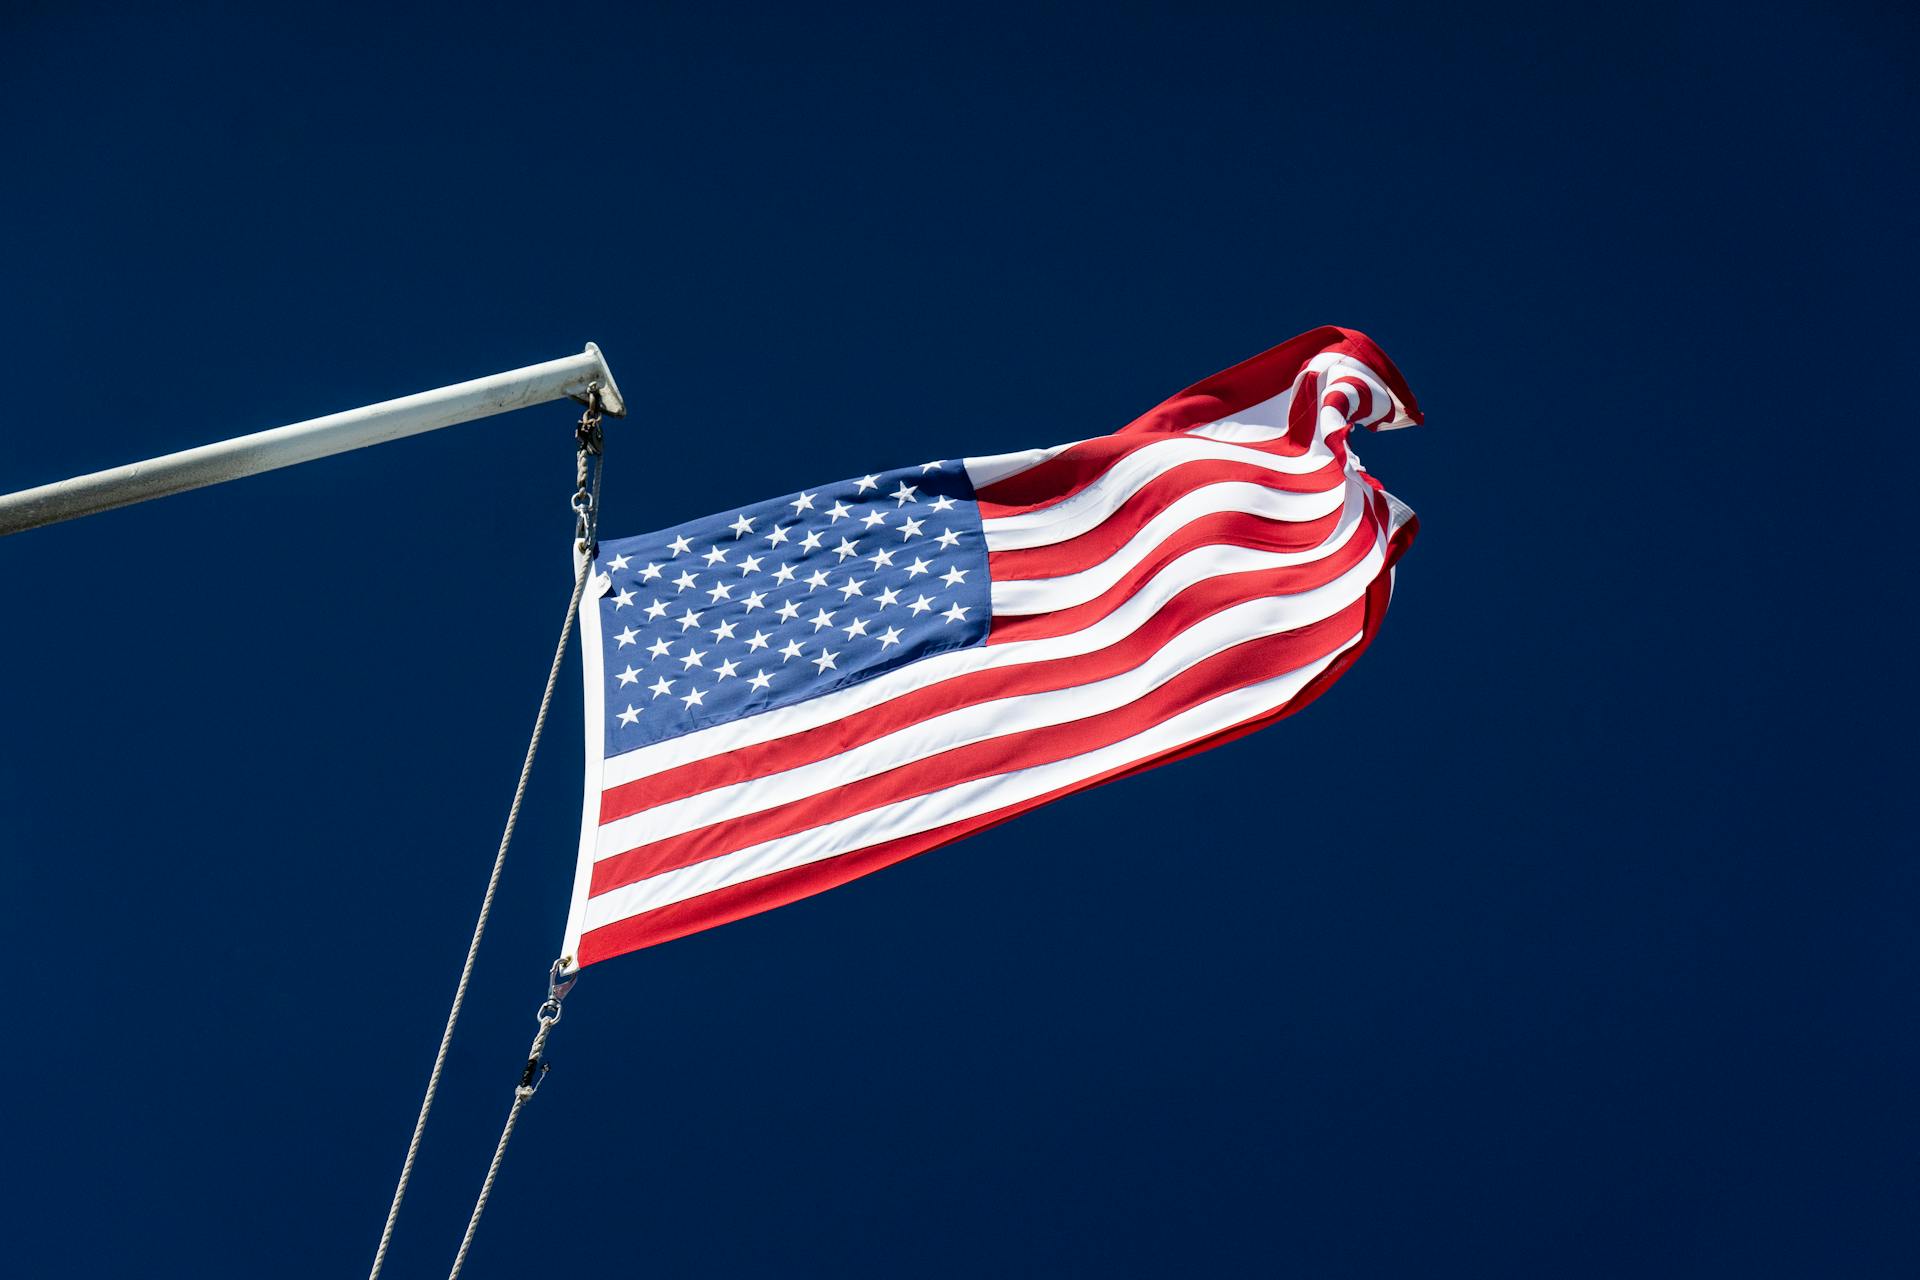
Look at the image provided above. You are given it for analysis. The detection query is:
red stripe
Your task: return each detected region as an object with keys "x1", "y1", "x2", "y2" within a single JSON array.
[
  {"x1": 988, "y1": 462, "x2": 1349, "y2": 585},
  {"x1": 589, "y1": 604, "x2": 1367, "y2": 897},
  {"x1": 973, "y1": 327, "x2": 1418, "y2": 516},
  {"x1": 1116, "y1": 326, "x2": 1421, "y2": 437},
  {"x1": 1132, "y1": 510, "x2": 1416, "y2": 781},
  {"x1": 1327, "y1": 375, "x2": 1377, "y2": 426},
  {"x1": 576, "y1": 515, "x2": 1416, "y2": 965},
  {"x1": 985, "y1": 452, "x2": 1344, "y2": 567},
  {"x1": 579, "y1": 811, "x2": 1025, "y2": 964},
  {"x1": 599, "y1": 519, "x2": 1384, "y2": 827},
  {"x1": 986, "y1": 503, "x2": 1367, "y2": 642},
  {"x1": 1285, "y1": 369, "x2": 1321, "y2": 450},
  {"x1": 977, "y1": 419, "x2": 1328, "y2": 519}
]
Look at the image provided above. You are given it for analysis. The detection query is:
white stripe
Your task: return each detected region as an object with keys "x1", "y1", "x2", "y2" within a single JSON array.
[
  {"x1": 580, "y1": 639, "x2": 1358, "y2": 932},
  {"x1": 1322, "y1": 358, "x2": 1415, "y2": 430},
  {"x1": 958, "y1": 353, "x2": 1377, "y2": 495},
  {"x1": 1382, "y1": 488, "x2": 1415, "y2": 536},
  {"x1": 1188, "y1": 379, "x2": 1297, "y2": 442},
  {"x1": 1182, "y1": 354, "x2": 1395, "y2": 439},
  {"x1": 988, "y1": 479, "x2": 1352, "y2": 614},
  {"x1": 979, "y1": 436, "x2": 1340, "y2": 550},
  {"x1": 598, "y1": 480, "x2": 1376, "y2": 792},
  {"x1": 962, "y1": 356, "x2": 1398, "y2": 495},
  {"x1": 1189, "y1": 421, "x2": 1290, "y2": 443},
  {"x1": 594, "y1": 533, "x2": 1385, "y2": 858},
  {"x1": 963, "y1": 441, "x2": 1081, "y2": 489},
  {"x1": 1319, "y1": 364, "x2": 1391, "y2": 422}
]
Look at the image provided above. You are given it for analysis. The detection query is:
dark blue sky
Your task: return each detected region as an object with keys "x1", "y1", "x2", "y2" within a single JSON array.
[{"x1": 2, "y1": 3, "x2": 1912, "y2": 1276}]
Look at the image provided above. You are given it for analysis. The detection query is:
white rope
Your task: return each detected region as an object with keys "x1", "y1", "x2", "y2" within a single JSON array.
[
  {"x1": 366, "y1": 419, "x2": 603, "y2": 1280},
  {"x1": 445, "y1": 985, "x2": 567, "y2": 1280}
]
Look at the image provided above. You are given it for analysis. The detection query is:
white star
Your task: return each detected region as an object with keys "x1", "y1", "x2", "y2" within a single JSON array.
[
  {"x1": 677, "y1": 608, "x2": 704, "y2": 631},
  {"x1": 607, "y1": 553, "x2": 632, "y2": 571},
  {"x1": 711, "y1": 619, "x2": 737, "y2": 641},
  {"x1": 747, "y1": 669, "x2": 773, "y2": 691},
  {"x1": 742, "y1": 590, "x2": 767, "y2": 612},
  {"x1": 908, "y1": 594, "x2": 934, "y2": 615},
  {"x1": 935, "y1": 529, "x2": 961, "y2": 549},
  {"x1": 860, "y1": 509, "x2": 888, "y2": 530},
  {"x1": 714, "y1": 658, "x2": 739, "y2": 680},
  {"x1": 812, "y1": 649, "x2": 840, "y2": 672},
  {"x1": 646, "y1": 637, "x2": 673, "y2": 659},
  {"x1": 764, "y1": 525, "x2": 791, "y2": 547},
  {"x1": 616, "y1": 665, "x2": 641, "y2": 686},
  {"x1": 809, "y1": 608, "x2": 837, "y2": 631},
  {"x1": 667, "y1": 535, "x2": 692, "y2": 556},
  {"x1": 898, "y1": 516, "x2": 925, "y2": 540},
  {"x1": 640, "y1": 562, "x2": 664, "y2": 581},
  {"x1": 791, "y1": 491, "x2": 816, "y2": 514},
  {"x1": 737, "y1": 554, "x2": 763, "y2": 575},
  {"x1": 920, "y1": 461, "x2": 942, "y2": 473},
  {"x1": 703, "y1": 545, "x2": 728, "y2": 566},
  {"x1": 615, "y1": 626, "x2": 640, "y2": 647},
  {"x1": 776, "y1": 600, "x2": 801, "y2": 622},
  {"x1": 706, "y1": 581, "x2": 733, "y2": 602},
  {"x1": 825, "y1": 501, "x2": 851, "y2": 522},
  {"x1": 648, "y1": 677, "x2": 674, "y2": 699},
  {"x1": 941, "y1": 566, "x2": 969, "y2": 586},
  {"x1": 679, "y1": 648, "x2": 706, "y2": 670},
  {"x1": 891, "y1": 481, "x2": 918, "y2": 506},
  {"x1": 779, "y1": 639, "x2": 804, "y2": 662},
  {"x1": 841, "y1": 617, "x2": 869, "y2": 639},
  {"x1": 833, "y1": 537, "x2": 860, "y2": 561},
  {"x1": 943, "y1": 603, "x2": 970, "y2": 623},
  {"x1": 930, "y1": 495, "x2": 957, "y2": 513},
  {"x1": 745, "y1": 630, "x2": 771, "y2": 652},
  {"x1": 875, "y1": 586, "x2": 901, "y2": 607},
  {"x1": 617, "y1": 704, "x2": 640, "y2": 726},
  {"x1": 798, "y1": 530, "x2": 824, "y2": 552},
  {"x1": 672, "y1": 570, "x2": 698, "y2": 592},
  {"x1": 855, "y1": 474, "x2": 880, "y2": 493},
  {"x1": 868, "y1": 547, "x2": 895, "y2": 569},
  {"x1": 729, "y1": 514, "x2": 756, "y2": 538},
  {"x1": 644, "y1": 599, "x2": 669, "y2": 620},
  {"x1": 803, "y1": 569, "x2": 831, "y2": 591},
  {"x1": 905, "y1": 557, "x2": 931, "y2": 577},
  {"x1": 681, "y1": 687, "x2": 706, "y2": 709},
  {"x1": 877, "y1": 625, "x2": 904, "y2": 649},
  {"x1": 771, "y1": 564, "x2": 797, "y2": 585},
  {"x1": 837, "y1": 577, "x2": 866, "y2": 600},
  {"x1": 612, "y1": 588, "x2": 636, "y2": 608}
]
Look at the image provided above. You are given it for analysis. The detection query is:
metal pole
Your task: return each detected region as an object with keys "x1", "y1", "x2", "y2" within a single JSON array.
[{"x1": 0, "y1": 343, "x2": 627, "y2": 537}]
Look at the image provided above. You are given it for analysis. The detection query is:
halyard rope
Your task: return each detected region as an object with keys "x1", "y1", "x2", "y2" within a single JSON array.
[
  {"x1": 445, "y1": 964, "x2": 571, "y2": 1279},
  {"x1": 366, "y1": 393, "x2": 604, "y2": 1280}
]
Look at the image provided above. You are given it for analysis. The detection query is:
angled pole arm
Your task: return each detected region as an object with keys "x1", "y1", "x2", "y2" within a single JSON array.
[{"x1": 0, "y1": 343, "x2": 626, "y2": 537}]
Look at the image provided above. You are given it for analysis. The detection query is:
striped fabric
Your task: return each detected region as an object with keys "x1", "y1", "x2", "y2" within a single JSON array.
[{"x1": 560, "y1": 326, "x2": 1421, "y2": 969}]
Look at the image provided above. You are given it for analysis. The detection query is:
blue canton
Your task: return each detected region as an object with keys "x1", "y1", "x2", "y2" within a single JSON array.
[{"x1": 593, "y1": 461, "x2": 990, "y2": 755}]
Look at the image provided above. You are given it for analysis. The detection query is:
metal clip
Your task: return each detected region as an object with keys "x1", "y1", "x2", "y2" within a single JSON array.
[
  {"x1": 575, "y1": 385, "x2": 606, "y2": 457},
  {"x1": 548, "y1": 957, "x2": 579, "y2": 1004},
  {"x1": 571, "y1": 388, "x2": 604, "y2": 557}
]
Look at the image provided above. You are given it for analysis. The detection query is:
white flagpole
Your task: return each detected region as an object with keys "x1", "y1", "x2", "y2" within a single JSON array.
[{"x1": 0, "y1": 343, "x2": 627, "y2": 536}]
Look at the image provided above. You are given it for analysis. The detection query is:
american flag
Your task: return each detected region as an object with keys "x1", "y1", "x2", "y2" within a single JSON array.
[{"x1": 560, "y1": 327, "x2": 1421, "y2": 969}]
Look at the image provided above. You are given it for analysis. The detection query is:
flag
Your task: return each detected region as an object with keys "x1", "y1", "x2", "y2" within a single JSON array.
[{"x1": 560, "y1": 326, "x2": 1421, "y2": 969}]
